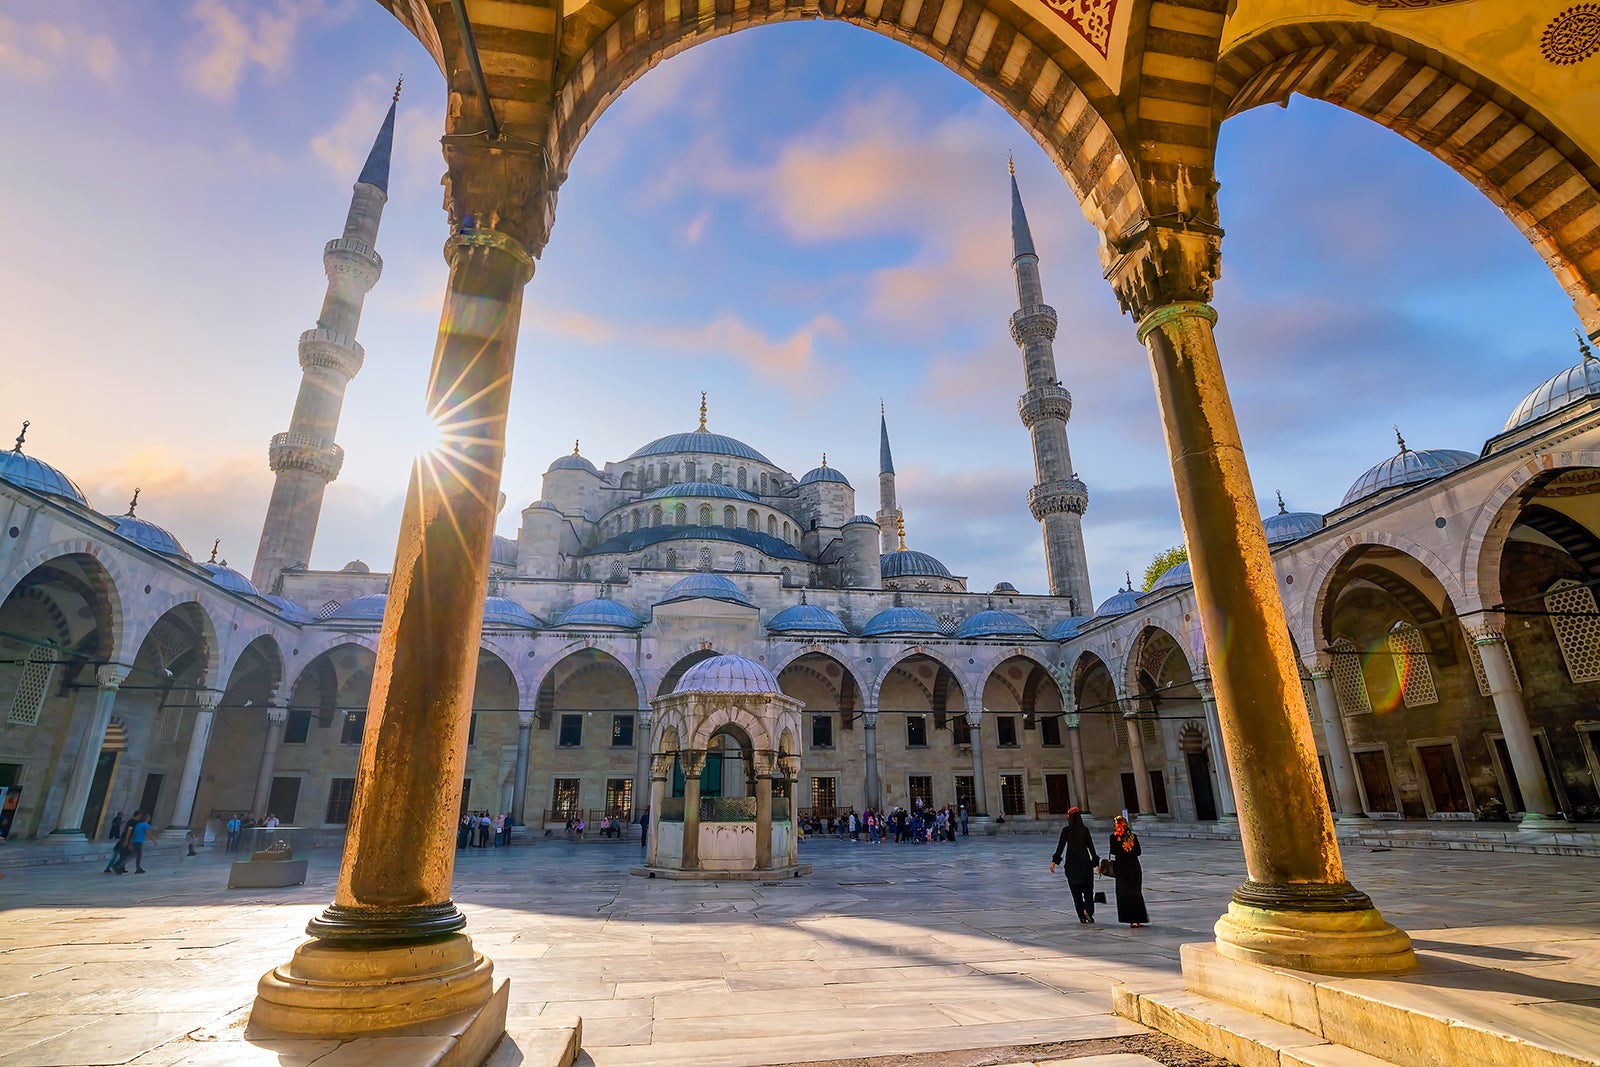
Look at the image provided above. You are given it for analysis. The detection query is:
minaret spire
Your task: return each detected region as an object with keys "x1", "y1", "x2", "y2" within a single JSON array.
[
  {"x1": 252, "y1": 84, "x2": 397, "y2": 591},
  {"x1": 1008, "y1": 165, "x2": 1092, "y2": 610},
  {"x1": 876, "y1": 402, "x2": 903, "y2": 554}
]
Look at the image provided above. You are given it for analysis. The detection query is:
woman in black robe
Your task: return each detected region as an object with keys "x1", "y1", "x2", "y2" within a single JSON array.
[
  {"x1": 1050, "y1": 807, "x2": 1100, "y2": 923},
  {"x1": 1109, "y1": 815, "x2": 1149, "y2": 927}
]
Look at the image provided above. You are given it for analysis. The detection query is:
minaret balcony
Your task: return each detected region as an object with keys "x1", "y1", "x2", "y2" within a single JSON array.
[
  {"x1": 269, "y1": 432, "x2": 345, "y2": 482},
  {"x1": 1009, "y1": 303, "x2": 1058, "y2": 346},
  {"x1": 298, "y1": 328, "x2": 366, "y2": 380},
  {"x1": 1029, "y1": 477, "x2": 1088, "y2": 520},
  {"x1": 1018, "y1": 384, "x2": 1073, "y2": 428},
  {"x1": 323, "y1": 237, "x2": 383, "y2": 287}
]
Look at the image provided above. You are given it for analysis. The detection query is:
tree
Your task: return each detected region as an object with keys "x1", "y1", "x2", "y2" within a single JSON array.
[{"x1": 1142, "y1": 544, "x2": 1188, "y2": 591}]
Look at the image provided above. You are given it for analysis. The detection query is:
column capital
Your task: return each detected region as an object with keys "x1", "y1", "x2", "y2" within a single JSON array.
[
  {"x1": 650, "y1": 753, "x2": 675, "y2": 780},
  {"x1": 95, "y1": 664, "x2": 130, "y2": 690},
  {"x1": 266, "y1": 708, "x2": 288, "y2": 725},
  {"x1": 861, "y1": 710, "x2": 878, "y2": 729},
  {"x1": 964, "y1": 709, "x2": 983, "y2": 728},
  {"x1": 1106, "y1": 218, "x2": 1222, "y2": 320},
  {"x1": 195, "y1": 694, "x2": 221, "y2": 713},
  {"x1": 636, "y1": 709, "x2": 653, "y2": 729},
  {"x1": 1466, "y1": 614, "x2": 1508, "y2": 645},
  {"x1": 441, "y1": 135, "x2": 559, "y2": 264},
  {"x1": 518, "y1": 710, "x2": 536, "y2": 729}
]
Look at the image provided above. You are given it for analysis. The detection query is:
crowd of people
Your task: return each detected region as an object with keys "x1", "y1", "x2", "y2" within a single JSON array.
[
  {"x1": 221, "y1": 812, "x2": 280, "y2": 853},
  {"x1": 800, "y1": 802, "x2": 969, "y2": 844},
  {"x1": 458, "y1": 810, "x2": 514, "y2": 848}
]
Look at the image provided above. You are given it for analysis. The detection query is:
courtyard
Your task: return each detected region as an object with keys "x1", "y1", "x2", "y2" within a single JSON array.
[{"x1": 1, "y1": 834, "x2": 1596, "y2": 1066}]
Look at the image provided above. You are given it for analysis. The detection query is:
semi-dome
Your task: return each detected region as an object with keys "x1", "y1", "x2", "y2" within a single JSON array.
[
  {"x1": 881, "y1": 549, "x2": 953, "y2": 580},
  {"x1": 555, "y1": 598, "x2": 642, "y2": 629},
  {"x1": 1093, "y1": 584, "x2": 1142, "y2": 619},
  {"x1": 483, "y1": 595, "x2": 542, "y2": 627},
  {"x1": 202, "y1": 562, "x2": 259, "y2": 597},
  {"x1": 1045, "y1": 617, "x2": 1091, "y2": 641},
  {"x1": 1263, "y1": 494, "x2": 1324, "y2": 546},
  {"x1": 112, "y1": 514, "x2": 190, "y2": 560},
  {"x1": 1340, "y1": 436, "x2": 1476, "y2": 508},
  {"x1": 767, "y1": 603, "x2": 849, "y2": 635},
  {"x1": 642, "y1": 481, "x2": 760, "y2": 503},
  {"x1": 0, "y1": 440, "x2": 89, "y2": 508},
  {"x1": 1145, "y1": 560, "x2": 1191, "y2": 594},
  {"x1": 860, "y1": 606, "x2": 946, "y2": 637},
  {"x1": 798, "y1": 463, "x2": 851, "y2": 488},
  {"x1": 955, "y1": 609, "x2": 1038, "y2": 639},
  {"x1": 659, "y1": 572, "x2": 753, "y2": 607},
  {"x1": 332, "y1": 593, "x2": 388, "y2": 620},
  {"x1": 264, "y1": 594, "x2": 313, "y2": 624},
  {"x1": 674, "y1": 654, "x2": 781, "y2": 694},
  {"x1": 491, "y1": 535, "x2": 518, "y2": 566},
  {"x1": 590, "y1": 523, "x2": 810, "y2": 563},
  {"x1": 628, "y1": 431, "x2": 771, "y2": 465}
]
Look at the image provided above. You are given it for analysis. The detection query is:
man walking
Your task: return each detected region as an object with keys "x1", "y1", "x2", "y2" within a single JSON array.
[
  {"x1": 128, "y1": 812, "x2": 151, "y2": 873},
  {"x1": 226, "y1": 813, "x2": 242, "y2": 853}
]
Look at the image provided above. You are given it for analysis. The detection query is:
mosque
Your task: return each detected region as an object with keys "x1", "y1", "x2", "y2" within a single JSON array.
[{"x1": 2, "y1": 88, "x2": 1597, "y2": 854}]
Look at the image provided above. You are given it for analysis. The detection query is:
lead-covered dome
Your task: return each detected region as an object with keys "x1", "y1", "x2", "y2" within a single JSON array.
[
  {"x1": 768, "y1": 603, "x2": 849, "y2": 635},
  {"x1": 547, "y1": 443, "x2": 598, "y2": 474},
  {"x1": 265, "y1": 594, "x2": 313, "y2": 624},
  {"x1": 955, "y1": 609, "x2": 1039, "y2": 639},
  {"x1": 1263, "y1": 495, "x2": 1324, "y2": 546},
  {"x1": 555, "y1": 598, "x2": 642, "y2": 629},
  {"x1": 881, "y1": 549, "x2": 952, "y2": 580},
  {"x1": 659, "y1": 572, "x2": 753, "y2": 607},
  {"x1": 332, "y1": 593, "x2": 388, "y2": 620},
  {"x1": 798, "y1": 464, "x2": 851, "y2": 488},
  {"x1": 483, "y1": 595, "x2": 542, "y2": 627},
  {"x1": 628, "y1": 430, "x2": 771, "y2": 465},
  {"x1": 1045, "y1": 616, "x2": 1091, "y2": 641},
  {"x1": 203, "y1": 562, "x2": 259, "y2": 597},
  {"x1": 1145, "y1": 560, "x2": 1191, "y2": 595},
  {"x1": 674, "y1": 654, "x2": 781, "y2": 694},
  {"x1": 1093, "y1": 585, "x2": 1141, "y2": 619},
  {"x1": 112, "y1": 514, "x2": 190, "y2": 560},
  {"x1": 643, "y1": 481, "x2": 759, "y2": 503},
  {"x1": 0, "y1": 437, "x2": 89, "y2": 508},
  {"x1": 860, "y1": 606, "x2": 946, "y2": 637},
  {"x1": 1340, "y1": 437, "x2": 1476, "y2": 508},
  {"x1": 1504, "y1": 344, "x2": 1600, "y2": 431},
  {"x1": 491, "y1": 535, "x2": 518, "y2": 566}
]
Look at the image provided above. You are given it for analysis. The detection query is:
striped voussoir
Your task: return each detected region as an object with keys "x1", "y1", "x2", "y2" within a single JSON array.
[
  {"x1": 547, "y1": 0, "x2": 1150, "y2": 255},
  {"x1": 1217, "y1": 21, "x2": 1600, "y2": 325}
]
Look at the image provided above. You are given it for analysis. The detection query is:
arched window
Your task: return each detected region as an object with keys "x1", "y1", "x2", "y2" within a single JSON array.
[
  {"x1": 651, "y1": 505, "x2": 663, "y2": 527},
  {"x1": 711, "y1": 462, "x2": 723, "y2": 484},
  {"x1": 737, "y1": 467, "x2": 747, "y2": 490},
  {"x1": 1546, "y1": 578, "x2": 1600, "y2": 682},
  {"x1": 674, "y1": 503, "x2": 687, "y2": 526},
  {"x1": 631, "y1": 510, "x2": 641, "y2": 531},
  {"x1": 620, "y1": 471, "x2": 635, "y2": 490},
  {"x1": 780, "y1": 567, "x2": 792, "y2": 587},
  {"x1": 698, "y1": 547, "x2": 713, "y2": 571},
  {"x1": 767, "y1": 515, "x2": 777, "y2": 537},
  {"x1": 1386, "y1": 621, "x2": 1438, "y2": 707},
  {"x1": 666, "y1": 549, "x2": 678, "y2": 569},
  {"x1": 723, "y1": 506, "x2": 737, "y2": 527},
  {"x1": 659, "y1": 462, "x2": 670, "y2": 484},
  {"x1": 761, "y1": 473, "x2": 769, "y2": 494},
  {"x1": 733, "y1": 551, "x2": 746, "y2": 572},
  {"x1": 684, "y1": 460, "x2": 696, "y2": 482},
  {"x1": 1329, "y1": 637, "x2": 1372, "y2": 715},
  {"x1": 580, "y1": 564, "x2": 592, "y2": 580},
  {"x1": 609, "y1": 560, "x2": 626, "y2": 583},
  {"x1": 783, "y1": 521, "x2": 791, "y2": 542},
  {"x1": 747, "y1": 509, "x2": 758, "y2": 531},
  {"x1": 698, "y1": 504, "x2": 712, "y2": 526}
]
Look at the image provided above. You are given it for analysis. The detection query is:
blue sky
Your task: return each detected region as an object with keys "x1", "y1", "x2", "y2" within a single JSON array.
[{"x1": 0, "y1": 1, "x2": 1582, "y2": 603}]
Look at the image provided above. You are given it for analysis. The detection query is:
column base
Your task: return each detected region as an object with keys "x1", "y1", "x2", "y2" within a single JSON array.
[
  {"x1": 251, "y1": 932, "x2": 497, "y2": 1037},
  {"x1": 1214, "y1": 898, "x2": 1415, "y2": 975},
  {"x1": 1516, "y1": 813, "x2": 1568, "y2": 831},
  {"x1": 1332, "y1": 812, "x2": 1373, "y2": 825},
  {"x1": 47, "y1": 828, "x2": 87, "y2": 837}
]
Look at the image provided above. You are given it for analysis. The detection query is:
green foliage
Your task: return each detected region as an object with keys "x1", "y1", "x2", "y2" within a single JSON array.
[{"x1": 1141, "y1": 544, "x2": 1189, "y2": 591}]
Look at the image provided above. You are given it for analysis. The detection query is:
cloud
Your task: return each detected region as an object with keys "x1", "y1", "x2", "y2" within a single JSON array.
[
  {"x1": 685, "y1": 207, "x2": 712, "y2": 246},
  {"x1": 181, "y1": 0, "x2": 301, "y2": 100},
  {"x1": 0, "y1": 14, "x2": 118, "y2": 84}
]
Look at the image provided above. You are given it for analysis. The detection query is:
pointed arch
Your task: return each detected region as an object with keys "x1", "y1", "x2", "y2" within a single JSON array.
[
  {"x1": 870, "y1": 648, "x2": 968, "y2": 709},
  {"x1": 1462, "y1": 451, "x2": 1600, "y2": 613}
]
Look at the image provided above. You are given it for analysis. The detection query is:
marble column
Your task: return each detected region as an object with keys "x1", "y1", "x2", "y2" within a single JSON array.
[
  {"x1": 965, "y1": 710, "x2": 987, "y2": 815},
  {"x1": 167, "y1": 695, "x2": 221, "y2": 833},
  {"x1": 1066, "y1": 718, "x2": 1088, "y2": 813},
  {"x1": 634, "y1": 708, "x2": 653, "y2": 824},
  {"x1": 754, "y1": 769, "x2": 774, "y2": 869},
  {"x1": 52, "y1": 664, "x2": 128, "y2": 835},
  {"x1": 681, "y1": 751, "x2": 705, "y2": 871},
  {"x1": 1195, "y1": 680, "x2": 1237, "y2": 818},
  {"x1": 254, "y1": 139, "x2": 550, "y2": 1036},
  {"x1": 512, "y1": 711, "x2": 533, "y2": 825},
  {"x1": 1123, "y1": 278, "x2": 1411, "y2": 972},
  {"x1": 1474, "y1": 627, "x2": 1560, "y2": 824},
  {"x1": 645, "y1": 753, "x2": 669, "y2": 868},
  {"x1": 1308, "y1": 668, "x2": 1364, "y2": 819},
  {"x1": 1124, "y1": 704, "x2": 1156, "y2": 816},
  {"x1": 861, "y1": 708, "x2": 881, "y2": 810},
  {"x1": 252, "y1": 708, "x2": 287, "y2": 818}
]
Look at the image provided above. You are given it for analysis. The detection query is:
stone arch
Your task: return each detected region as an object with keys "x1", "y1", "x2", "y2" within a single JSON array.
[
  {"x1": 868, "y1": 647, "x2": 968, "y2": 708},
  {"x1": 1462, "y1": 450, "x2": 1600, "y2": 613},
  {"x1": 548, "y1": 0, "x2": 1148, "y2": 263},
  {"x1": 655, "y1": 646, "x2": 721, "y2": 698},
  {"x1": 130, "y1": 593, "x2": 226, "y2": 692},
  {"x1": 532, "y1": 645, "x2": 648, "y2": 712},
  {"x1": 1122, "y1": 623, "x2": 1196, "y2": 703},
  {"x1": 0, "y1": 541, "x2": 127, "y2": 665},
  {"x1": 976, "y1": 649, "x2": 1064, "y2": 716},
  {"x1": 772, "y1": 646, "x2": 867, "y2": 705},
  {"x1": 690, "y1": 704, "x2": 774, "y2": 754},
  {"x1": 1217, "y1": 21, "x2": 1600, "y2": 328},
  {"x1": 1069, "y1": 649, "x2": 1115, "y2": 707},
  {"x1": 473, "y1": 646, "x2": 521, "y2": 712},
  {"x1": 282, "y1": 634, "x2": 381, "y2": 699},
  {"x1": 217, "y1": 633, "x2": 285, "y2": 705},
  {"x1": 1301, "y1": 530, "x2": 1467, "y2": 653}
]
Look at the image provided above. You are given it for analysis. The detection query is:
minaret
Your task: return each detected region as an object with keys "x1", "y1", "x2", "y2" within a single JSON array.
[
  {"x1": 252, "y1": 82, "x2": 400, "y2": 591},
  {"x1": 875, "y1": 401, "x2": 902, "y2": 555},
  {"x1": 1008, "y1": 160, "x2": 1093, "y2": 612}
]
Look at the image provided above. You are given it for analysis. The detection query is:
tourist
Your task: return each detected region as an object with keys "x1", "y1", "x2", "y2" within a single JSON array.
[
  {"x1": 574, "y1": 815, "x2": 585, "y2": 839},
  {"x1": 959, "y1": 803, "x2": 968, "y2": 836},
  {"x1": 265, "y1": 813, "x2": 280, "y2": 829},
  {"x1": 108, "y1": 811, "x2": 124, "y2": 842},
  {"x1": 639, "y1": 807, "x2": 649, "y2": 850},
  {"x1": 500, "y1": 812, "x2": 514, "y2": 846},
  {"x1": 458, "y1": 813, "x2": 473, "y2": 849},
  {"x1": 1109, "y1": 815, "x2": 1148, "y2": 927},
  {"x1": 104, "y1": 814, "x2": 133, "y2": 874},
  {"x1": 493, "y1": 812, "x2": 506, "y2": 846},
  {"x1": 225, "y1": 813, "x2": 242, "y2": 852},
  {"x1": 128, "y1": 812, "x2": 151, "y2": 874},
  {"x1": 1050, "y1": 808, "x2": 1099, "y2": 923}
]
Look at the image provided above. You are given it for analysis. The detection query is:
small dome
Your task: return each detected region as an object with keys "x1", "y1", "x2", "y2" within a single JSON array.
[
  {"x1": 860, "y1": 606, "x2": 946, "y2": 637},
  {"x1": 629, "y1": 431, "x2": 771, "y2": 465},
  {"x1": 1505, "y1": 346, "x2": 1600, "y2": 431},
  {"x1": 526, "y1": 499, "x2": 560, "y2": 512},
  {"x1": 992, "y1": 581, "x2": 1018, "y2": 594},
  {"x1": 659, "y1": 573, "x2": 753, "y2": 607},
  {"x1": 956, "y1": 609, "x2": 1039, "y2": 639},
  {"x1": 1093, "y1": 586, "x2": 1142, "y2": 619},
  {"x1": 1045, "y1": 616, "x2": 1091, "y2": 641},
  {"x1": 547, "y1": 451, "x2": 599, "y2": 474},
  {"x1": 264, "y1": 594, "x2": 313, "y2": 624},
  {"x1": 112, "y1": 514, "x2": 190, "y2": 560},
  {"x1": 555, "y1": 598, "x2": 642, "y2": 629},
  {"x1": 674, "y1": 654, "x2": 781, "y2": 694},
  {"x1": 642, "y1": 481, "x2": 760, "y2": 503},
  {"x1": 1263, "y1": 506, "x2": 1324, "y2": 546},
  {"x1": 1340, "y1": 443, "x2": 1476, "y2": 507},
  {"x1": 881, "y1": 549, "x2": 952, "y2": 580},
  {"x1": 332, "y1": 593, "x2": 388, "y2": 620},
  {"x1": 341, "y1": 560, "x2": 370, "y2": 573},
  {"x1": 483, "y1": 595, "x2": 542, "y2": 628},
  {"x1": 0, "y1": 447, "x2": 89, "y2": 507},
  {"x1": 1145, "y1": 560, "x2": 1191, "y2": 594},
  {"x1": 491, "y1": 535, "x2": 518, "y2": 566},
  {"x1": 844, "y1": 515, "x2": 878, "y2": 526},
  {"x1": 798, "y1": 465, "x2": 851, "y2": 488},
  {"x1": 768, "y1": 603, "x2": 849, "y2": 635},
  {"x1": 202, "y1": 562, "x2": 260, "y2": 597}
]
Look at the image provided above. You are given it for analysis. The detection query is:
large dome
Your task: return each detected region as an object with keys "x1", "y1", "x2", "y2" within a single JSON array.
[
  {"x1": 860, "y1": 606, "x2": 946, "y2": 637},
  {"x1": 1504, "y1": 349, "x2": 1600, "y2": 431},
  {"x1": 642, "y1": 481, "x2": 759, "y2": 503},
  {"x1": 659, "y1": 573, "x2": 753, "y2": 607},
  {"x1": 768, "y1": 603, "x2": 849, "y2": 635},
  {"x1": 112, "y1": 514, "x2": 190, "y2": 560},
  {"x1": 881, "y1": 549, "x2": 952, "y2": 580},
  {"x1": 0, "y1": 445, "x2": 89, "y2": 508},
  {"x1": 1341, "y1": 443, "x2": 1476, "y2": 507},
  {"x1": 955, "y1": 609, "x2": 1038, "y2": 639},
  {"x1": 628, "y1": 431, "x2": 771, "y2": 465},
  {"x1": 674, "y1": 654, "x2": 781, "y2": 694}
]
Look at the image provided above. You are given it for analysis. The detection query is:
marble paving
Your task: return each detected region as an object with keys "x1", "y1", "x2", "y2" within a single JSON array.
[{"x1": 0, "y1": 834, "x2": 1595, "y2": 1065}]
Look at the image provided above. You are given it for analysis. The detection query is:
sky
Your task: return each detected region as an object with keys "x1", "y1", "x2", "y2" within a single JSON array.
[{"x1": 0, "y1": 0, "x2": 1584, "y2": 605}]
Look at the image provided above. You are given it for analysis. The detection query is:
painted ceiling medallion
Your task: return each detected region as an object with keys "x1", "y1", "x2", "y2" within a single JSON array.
[
  {"x1": 1344, "y1": 1, "x2": 1476, "y2": 8},
  {"x1": 1041, "y1": 0, "x2": 1118, "y2": 59},
  {"x1": 1543, "y1": 4, "x2": 1600, "y2": 65}
]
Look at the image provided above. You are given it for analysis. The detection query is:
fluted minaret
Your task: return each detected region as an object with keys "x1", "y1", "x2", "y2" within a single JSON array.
[
  {"x1": 252, "y1": 82, "x2": 399, "y2": 591},
  {"x1": 875, "y1": 401, "x2": 902, "y2": 555},
  {"x1": 1008, "y1": 162, "x2": 1092, "y2": 613}
]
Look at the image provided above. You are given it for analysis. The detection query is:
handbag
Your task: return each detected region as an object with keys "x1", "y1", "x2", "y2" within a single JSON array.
[{"x1": 1097, "y1": 857, "x2": 1116, "y2": 878}]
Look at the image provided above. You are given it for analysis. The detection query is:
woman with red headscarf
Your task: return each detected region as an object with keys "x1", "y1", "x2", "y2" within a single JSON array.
[{"x1": 1109, "y1": 815, "x2": 1149, "y2": 927}]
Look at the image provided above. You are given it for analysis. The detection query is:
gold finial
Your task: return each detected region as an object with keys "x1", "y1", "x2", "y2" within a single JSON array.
[
  {"x1": 897, "y1": 514, "x2": 906, "y2": 552},
  {"x1": 125, "y1": 488, "x2": 140, "y2": 517},
  {"x1": 208, "y1": 539, "x2": 220, "y2": 564},
  {"x1": 1578, "y1": 328, "x2": 1595, "y2": 362},
  {"x1": 1008, "y1": 152, "x2": 1015, "y2": 177},
  {"x1": 1276, "y1": 489, "x2": 1286, "y2": 514},
  {"x1": 393, "y1": 76, "x2": 403, "y2": 103},
  {"x1": 11, "y1": 420, "x2": 28, "y2": 453},
  {"x1": 1394, "y1": 425, "x2": 1408, "y2": 453},
  {"x1": 821, "y1": 453, "x2": 828, "y2": 468},
  {"x1": 698, "y1": 391, "x2": 708, "y2": 431},
  {"x1": 572, "y1": 439, "x2": 580, "y2": 456}
]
